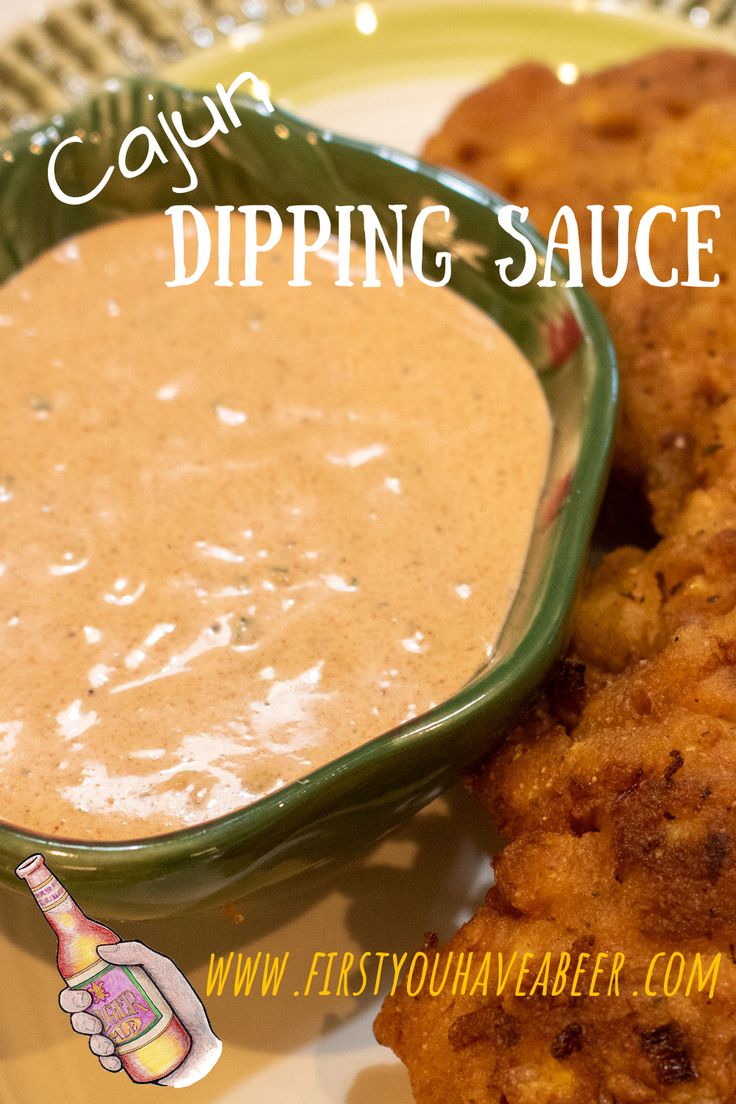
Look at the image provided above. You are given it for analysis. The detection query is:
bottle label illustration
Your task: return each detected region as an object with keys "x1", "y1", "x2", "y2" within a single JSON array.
[{"x1": 68, "y1": 959, "x2": 173, "y2": 1054}]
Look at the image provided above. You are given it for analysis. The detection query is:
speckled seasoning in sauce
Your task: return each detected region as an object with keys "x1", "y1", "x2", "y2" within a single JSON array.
[{"x1": 0, "y1": 211, "x2": 551, "y2": 840}]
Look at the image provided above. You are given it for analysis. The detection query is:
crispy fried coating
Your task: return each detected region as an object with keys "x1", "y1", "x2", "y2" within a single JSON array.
[
  {"x1": 605, "y1": 104, "x2": 736, "y2": 530},
  {"x1": 423, "y1": 50, "x2": 736, "y2": 220},
  {"x1": 376, "y1": 613, "x2": 736, "y2": 1103},
  {"x1": 570, "y1": 120, "x2": 736, "y2": 666},
  {"x1": 376, "y1": 50, "x2": 736, "y2": 1103},
  {"x1": 423, "y1": 52, "x2": 736, "y2": 531},
  {"x1": 575, "y1": 471, "x2": 736, "y2": 673}
]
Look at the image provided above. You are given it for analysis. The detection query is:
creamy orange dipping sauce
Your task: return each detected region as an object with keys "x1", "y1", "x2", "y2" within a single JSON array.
[{"x1": 0, "y1": 212, "x2": 551, "y2": 840}]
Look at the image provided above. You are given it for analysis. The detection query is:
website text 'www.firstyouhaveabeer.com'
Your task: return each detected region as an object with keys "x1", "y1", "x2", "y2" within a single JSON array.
[{"x1": 205, "y1": 949, "x2": 722, "y2": 1001}]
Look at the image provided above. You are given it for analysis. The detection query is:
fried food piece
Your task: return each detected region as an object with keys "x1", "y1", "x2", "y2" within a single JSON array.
[
  {"x1": 573, "y1": 374, "x2": 736, "y2": 673},
  {"x1": 376, "y1": 612, "x2": 736, "y2": 1103},
  {"x1": 423, "y1": 53, "x2": 736, "y2": 530},
  {"x1": 575, "y1": 477, "x2": 736, "y2": 672},
  {"x1": 423, "y1": 50, "x2": 736, "y2": 220},
  {"x1": 605, "y1": 103, "x2": 736, "y2": 530},
  {"x1": 519, "y1": 101, "x2": 736, "y2": 667},
  {"x1": 376, "y1": 52, "x2": 736, "y2": 1103}
]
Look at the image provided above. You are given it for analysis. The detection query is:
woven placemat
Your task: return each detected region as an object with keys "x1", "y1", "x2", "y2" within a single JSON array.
[{"x1": 0, "y1": 0, "x2": 734, "y2": 136}]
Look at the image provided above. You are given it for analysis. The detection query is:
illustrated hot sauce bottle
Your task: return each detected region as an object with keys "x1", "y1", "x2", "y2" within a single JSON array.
[{"x1": 16, "y1": 854, "x2": 192, "y2": 1083}]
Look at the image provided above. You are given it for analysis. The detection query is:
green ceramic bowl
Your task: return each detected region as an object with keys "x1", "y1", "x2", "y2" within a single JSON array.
[{"x1": 0, "y1": 78, "x2": 616, "y2": 919}]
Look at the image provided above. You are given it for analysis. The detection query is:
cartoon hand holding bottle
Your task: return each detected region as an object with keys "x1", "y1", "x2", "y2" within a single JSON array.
[{"x1": 16, "y1": 854, "x2": 222, "y2": 1088}]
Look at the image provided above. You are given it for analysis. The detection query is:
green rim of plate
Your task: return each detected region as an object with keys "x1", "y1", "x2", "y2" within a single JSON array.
[{"x1": 167, "y1": 0, "x2": 736, "y2": 111}]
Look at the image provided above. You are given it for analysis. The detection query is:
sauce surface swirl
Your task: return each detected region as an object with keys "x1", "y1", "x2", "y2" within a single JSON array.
[{"x1": 0, "y1": 212, "x2": 551, "y2": 839}]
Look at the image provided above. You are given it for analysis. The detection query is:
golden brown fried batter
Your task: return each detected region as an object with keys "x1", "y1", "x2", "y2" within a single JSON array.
[
  {"x1": 377, "y1": 614, "x2": 736, "y2": 1103},
  {"x1": 575, "y1": 473, "x2": 736, "y2": 673},
  {"x1": 376, "y1": 49, "x2": 736, "y2": 1103},
  {"x1": 423, "y1": 50, "x2": 736, "y2": 220},
  {"x1": 605, "y1": 104, "x2": 736, "y2": 530},
  {"x1": 424, "y1": 52, "x2": 736, "y2": 531}
]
